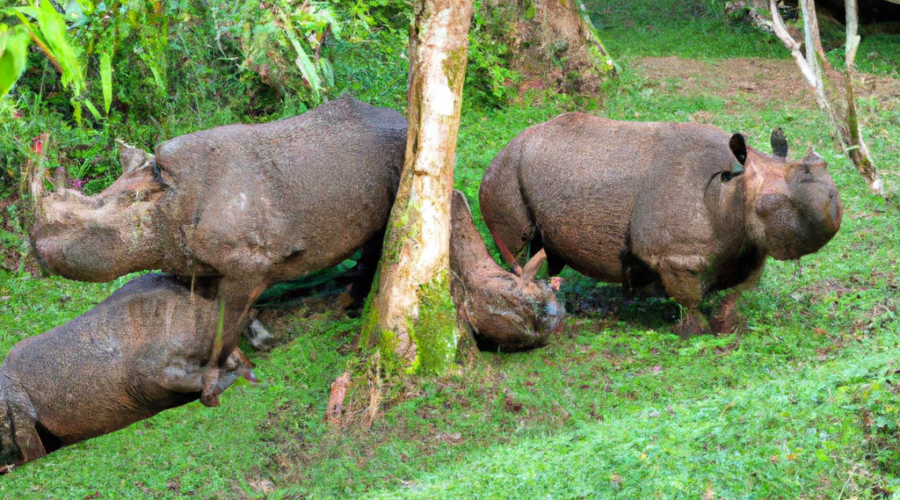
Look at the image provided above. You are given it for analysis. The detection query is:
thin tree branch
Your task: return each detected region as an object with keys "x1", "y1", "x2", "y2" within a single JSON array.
[
  {"x1": 768, "y1": 0, "x2": 821, "y2": 101},
  {"x1": 845, "y1": 0, "x2": 861, "y2": 67}
]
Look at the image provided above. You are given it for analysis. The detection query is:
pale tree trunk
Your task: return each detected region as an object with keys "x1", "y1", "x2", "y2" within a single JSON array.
[
  {"x1": 480, "y1": 0, "x2": 614, "y2": 93},
  {"x1": 360, "y1": 0, "x2": 473, "y2": 374},
  {"x1": 769, "y1": 0, "x2": 884, "y2": 195}
]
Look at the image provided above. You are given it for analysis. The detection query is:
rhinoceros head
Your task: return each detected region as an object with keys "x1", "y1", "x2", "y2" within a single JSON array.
[
  {"x1": 735, "y1": 130, "x2": 842, "y2": 261},
  {"x1": 30, "y1": 142, "x2": 166, "y2": 282}
]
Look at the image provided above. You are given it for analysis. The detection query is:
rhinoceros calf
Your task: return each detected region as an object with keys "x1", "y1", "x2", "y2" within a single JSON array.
[
  {"x1": 449, "y1": 190, "x2": 565, "y2": 351},
  {"x1": 0, "y1": 274, "x2": 256, "y2": 467},
  {"x1": 479, "y1": 115, "x2": 842, "y2": 336},
  {"x1": 30, "y1": 97, "x2": 407, "y2": 404}
]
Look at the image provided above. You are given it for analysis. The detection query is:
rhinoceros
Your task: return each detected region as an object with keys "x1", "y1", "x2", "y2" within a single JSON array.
[
  {"x1": 449, "y1": 190, "x2": 565, "y2": 351},
  {"x1": 479, "y1": 114, "x2": 842, "y2": 336},
  {"x1": 29, "y1": 97, "x2": 407, "y2": 404},
  {"x1": 0, "y1": 274, "x2": 256, "y2": 468}
]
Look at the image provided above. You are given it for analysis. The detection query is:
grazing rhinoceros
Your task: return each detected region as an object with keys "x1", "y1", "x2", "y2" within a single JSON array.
[
  {"x1": 29, "y1": 97, "x2": 407, "y2": 404},
  {"x1": 449, "y1": 190, "x2": 565, "y2": 351},
  {"x1": 479, "y1": 114, "x2": 842, "y2": 337},
  {"x1": 0, "y1": 274, "x2": 256, "y2": 468}
]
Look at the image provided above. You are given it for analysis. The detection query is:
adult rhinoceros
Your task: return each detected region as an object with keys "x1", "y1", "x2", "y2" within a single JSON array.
[
  {"x1": 30, "y1": 97, "x2": 407, "y2": 404},
  {"x1": 479, "y1": 115, "x2": 842, "y2": 337}
]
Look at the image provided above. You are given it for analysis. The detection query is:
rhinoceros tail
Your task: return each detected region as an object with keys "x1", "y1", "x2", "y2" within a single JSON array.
[{"x1": 479, "y1": 137, "x2": 536, "y2": 274}]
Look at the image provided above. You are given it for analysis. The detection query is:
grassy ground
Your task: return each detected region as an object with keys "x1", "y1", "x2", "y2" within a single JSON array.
[{"x1": 1, "y1": 2, "x2": 899, "y2": 499}]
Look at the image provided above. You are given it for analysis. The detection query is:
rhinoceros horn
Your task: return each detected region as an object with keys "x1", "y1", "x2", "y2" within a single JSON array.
[
  {"x1": 802, "y1": 147, "x2": 825, "y2": 166},
  {"x1": 520, "y1": 249, "x2": 547, "y2": 282},
  {"x1": 770, "y1": 127, "x2": 789, "y2": 158}
]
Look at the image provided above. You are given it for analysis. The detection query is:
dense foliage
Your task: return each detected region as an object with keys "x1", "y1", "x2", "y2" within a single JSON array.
[{"x1": 0, "y1": 0, "x2": 410, "y2": 199}]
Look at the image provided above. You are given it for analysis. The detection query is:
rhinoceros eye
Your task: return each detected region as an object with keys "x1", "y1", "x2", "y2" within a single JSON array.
[{"x1": 721, "y1": 162, "x2": 745, "y2": 182}]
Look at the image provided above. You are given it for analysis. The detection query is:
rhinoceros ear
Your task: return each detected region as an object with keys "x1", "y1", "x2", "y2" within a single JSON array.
[
  {"x1": 116, "y1": 139, "x2": 154, "y2": 175},
  {"x1": 729, "y1": 133, "x2": 747, "y2": 165},
  {"x1": 770, "y1": 127, "x2": 789, "y2": 158}
]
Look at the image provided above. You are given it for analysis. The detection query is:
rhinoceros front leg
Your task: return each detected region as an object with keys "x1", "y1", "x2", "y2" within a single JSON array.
[
  {"x1": 199, "y1": 279, "x2": 266, "y2": 407},
  {"x1": 708, "y1": 266, "x2": 761, "y2": 334},
  {"x1": 709, "y1": 291, "x2": 745, "y2": 334},
  {"x1": 657, "y1": 257, "x2": 710, "y2": 339},
  {"x1": 160, "y1": 347, "x2": 257, "y2": 402}
]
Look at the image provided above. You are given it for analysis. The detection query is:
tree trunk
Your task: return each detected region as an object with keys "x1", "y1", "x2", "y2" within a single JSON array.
[
  {"x1": 479, "y1": 0, "x2": 614, "y2": 94},
  {"x1": 768, "y1": 0, "x2": 884, "y2": 195},
  {"x1": 360, "y1": 0, "x2": 473, "y2": 374}
]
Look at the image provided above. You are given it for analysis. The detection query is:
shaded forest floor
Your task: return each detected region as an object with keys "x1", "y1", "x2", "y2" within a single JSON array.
[{"x1": 1, "y1": 4, "x2": 900, "y2": 500}]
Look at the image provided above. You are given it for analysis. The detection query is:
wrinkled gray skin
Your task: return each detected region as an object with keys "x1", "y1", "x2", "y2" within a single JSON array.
[
  {"x1": 30, "y1": 98, "x2": 407, "y2": 404},
  {"x1": 0, "y1": 274, "x2": 256, "y2": 467},
  {"x1": 479, "y1": 114, "x2": 842, "y2": 337},
  {"x1": 449, "y1": 190, "x2": 565, "y2": 351}
]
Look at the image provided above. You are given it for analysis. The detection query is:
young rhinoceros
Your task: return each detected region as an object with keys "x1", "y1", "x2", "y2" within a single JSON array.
[
  {"x1": 29, "y1": 97, "x2": 406, "y2": 404},
  {"x1": 0, "y1": 274, "x2": 256, "y2": 467},
  {"x1": 449, "y1": 190, "x2": 565, "y2": 351},
  {"x1": 479, "y1": 115, "x2": 842, "y2": 337}
]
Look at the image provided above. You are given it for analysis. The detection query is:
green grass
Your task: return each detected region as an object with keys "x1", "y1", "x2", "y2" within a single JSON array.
[{"x1": 1, "y1": 1, "x2": 899, "y2": 498}]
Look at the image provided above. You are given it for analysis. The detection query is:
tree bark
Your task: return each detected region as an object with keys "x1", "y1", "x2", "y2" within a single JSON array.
[
  {"x1": 479, "y1": 0, "x2": 614, "y2": 93},
  {"x1": 360, "y1": 0, "x2": 473, "y2": 374},
  {"x1": 769, "y1": 0, "x2": 884, "y2": 195}
]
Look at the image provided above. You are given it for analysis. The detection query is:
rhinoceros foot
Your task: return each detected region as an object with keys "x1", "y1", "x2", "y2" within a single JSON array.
[{"x1": 709, "y1": 293, "x2": 747, "y2": 335}]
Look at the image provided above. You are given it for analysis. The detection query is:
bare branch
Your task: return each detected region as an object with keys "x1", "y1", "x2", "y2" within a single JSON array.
[
  {"x1": 845, "y1": 0, "x2": 861, "y2": 67},
  {"x1": 768, "y1": 0, "x2": 820, "y2": 93}
]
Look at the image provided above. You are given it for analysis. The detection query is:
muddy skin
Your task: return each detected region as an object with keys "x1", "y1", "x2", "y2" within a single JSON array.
[
  {"x1": 450, "y1": 190, "x2": 565, "y2": 351},
  {"x1": 0, "y1": 274, "x2": 256, "y2": 467},
  {"x1": 479, "y1": 114, "x2": 842, "y2": 338},
  {"x1": 30, "y1": 97, "x2": 407, "y2": 403}
]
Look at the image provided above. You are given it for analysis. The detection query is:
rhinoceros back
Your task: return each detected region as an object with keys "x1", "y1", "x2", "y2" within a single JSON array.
[
  {"x1": 154, "y1": 97, "x2": 407, "y2": 281},
  {"x1": 482, "y1": 113, "x2": 736, "y2": 283},
  {"x1": 0, "y1": 274, "x2": 212, "y2": 446}
]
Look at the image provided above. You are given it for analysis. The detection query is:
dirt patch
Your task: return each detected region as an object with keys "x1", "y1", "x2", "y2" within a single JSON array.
[{"x1": 635, "y1": 56, "x2": 900, "y2": 110}]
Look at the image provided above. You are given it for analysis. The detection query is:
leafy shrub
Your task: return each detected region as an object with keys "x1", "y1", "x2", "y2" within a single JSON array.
[
  {"x1": 838, "y1": 365, "x2": 900, "y2": 476},
  {"x1": 0, "y1": 0, "x2": 412, "y2": 199},
  {"x1": 465, "y1": 1, "x2": 520, "y2": 108}
]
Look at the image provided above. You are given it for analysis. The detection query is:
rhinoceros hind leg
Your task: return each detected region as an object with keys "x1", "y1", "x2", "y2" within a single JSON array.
[
  {"x1": 199, "y1": 348, "x2": 258, "y2": 407},
  {"x1": 348, "y1": 230, "x2": 386, "y2": 304},
  {"x1": 9, "y1": 412, "x2": 46, "y2": 464}
]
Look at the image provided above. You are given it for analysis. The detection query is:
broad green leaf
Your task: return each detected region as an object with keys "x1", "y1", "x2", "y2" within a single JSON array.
[
  {"x1": 31, "y1": 0, "x2": 86, "y2": 95},
  {"x1": 0, "y1": 24, "x2": 31, "y2": 97},
  {"x1": 63, "y1": 0, "x2": 91, "y2": 26},
  {"x1": 73, "y1": 0, "x2": 94, "y2": 16},
  {"x1": 71, "y1": 98, "x2": 82, "y2": 126},
  {"x1": 317, "y1": 58, "x2": 334, "y2": 88},
  {"x1": 82, "y1": 97, "x2": 101, "y2": 121},
  {"x1": 144, "y1": 59, "x2": 166, "y2": 95},
  {"x1": 279, "y1": 11, "x2": 322, "y2": 98},
  {"x1": 9, "y1": 8, "x2": 43, "y2": 46},
  {"x1": 100, "y1": 49, "x2": 112, "y2": 113}
]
